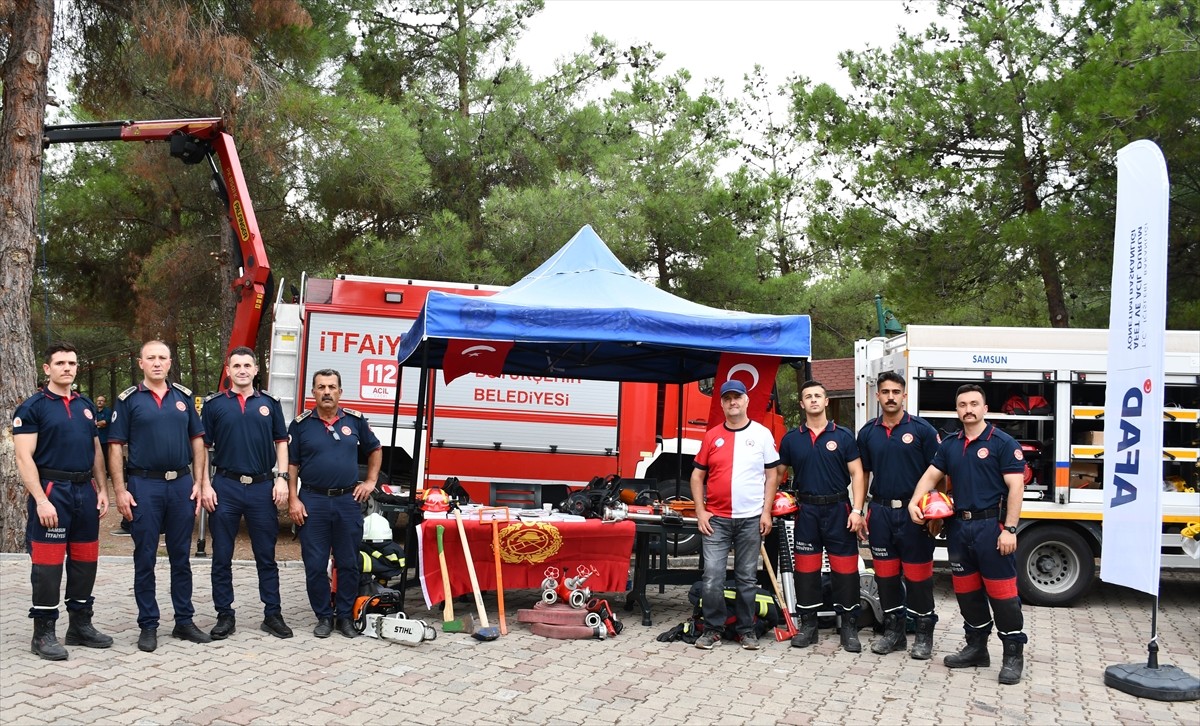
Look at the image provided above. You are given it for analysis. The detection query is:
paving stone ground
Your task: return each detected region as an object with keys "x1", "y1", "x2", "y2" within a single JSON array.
[{"x1": 1, "y1": 554, "x2": 1197, "y2": 725}]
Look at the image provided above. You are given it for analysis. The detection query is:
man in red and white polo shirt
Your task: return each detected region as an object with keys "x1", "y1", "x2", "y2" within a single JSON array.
[{"x1": 690, "y1": 380, "x2": 780, "y2": 651}]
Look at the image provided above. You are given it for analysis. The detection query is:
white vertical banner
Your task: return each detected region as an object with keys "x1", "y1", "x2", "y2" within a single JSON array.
[{"x1": 1100, "y1": 140, "x2": 1169, "y2": 596}]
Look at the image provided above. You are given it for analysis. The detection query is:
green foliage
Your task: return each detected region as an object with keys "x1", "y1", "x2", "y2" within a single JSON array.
[
  {"x1": 796, "y1": 0, "x2": 1198, "y2": 330},
  {"x1": 29, "y1": 0, "x2": 1200, "y2": 396}
]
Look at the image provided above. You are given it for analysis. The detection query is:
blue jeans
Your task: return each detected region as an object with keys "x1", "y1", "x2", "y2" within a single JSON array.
[
  {"x1": 701, "y1": 515, "x2": 761, "y2": 635},
  {"x1": 210, "y1": 475, "x2": 282, "y2": 618}
]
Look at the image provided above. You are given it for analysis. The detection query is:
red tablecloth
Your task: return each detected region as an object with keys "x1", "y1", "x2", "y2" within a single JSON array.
[{"x1": 417, "y1": 518, "x2": 635, "y2": 609}]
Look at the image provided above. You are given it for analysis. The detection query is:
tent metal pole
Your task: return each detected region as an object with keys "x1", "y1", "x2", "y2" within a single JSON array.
[
  {"x1": 386, "y1": 365, "x2": 403, "y2": 486},
  {"x1": 410, "y1": 345, "x2": 430, "y2": 486},
  {"x1": 397, "y1": 344, "x2": 430, "y2": 612},
  {"x1": 675, "y1": 380, "x2": 684, "y2": 483}
]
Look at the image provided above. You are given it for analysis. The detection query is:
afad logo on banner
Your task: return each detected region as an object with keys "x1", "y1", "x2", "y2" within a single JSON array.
[
  {"x1": 706, "y1": 353, "x2": 781, "y2": 429},
  {"x1": 442, "y1": 339, "x2": 515, "y2": 384}
]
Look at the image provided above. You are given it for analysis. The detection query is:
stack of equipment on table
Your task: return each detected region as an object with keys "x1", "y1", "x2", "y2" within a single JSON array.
[
  {"x1": 557, "y1": 474, "x2": 697, "y2": 524},
  {"x1": 655, "y1": 581, "x2": 781, "y2": 644},
  {"x1": 517, "y1": 600, "x2": 624, "y2": 640}
]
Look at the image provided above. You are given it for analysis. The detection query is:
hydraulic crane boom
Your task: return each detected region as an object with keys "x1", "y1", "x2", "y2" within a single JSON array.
[{"x1": 43, "y1": 118, "x2": 271, "y2": 386}]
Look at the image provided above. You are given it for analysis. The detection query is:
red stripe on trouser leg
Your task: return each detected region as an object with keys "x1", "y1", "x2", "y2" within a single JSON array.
[
  {"x1": 982, "y1": 577, "x2": 1019, "y2": 600},
  {"x1": 68, "y1": 541, "x2": 99, "y2": 562},
  {"x1": 873, "y1": 557, "x2": 901, "y2": 577},
  {"x1": 795, "y1": 554, "x2": 823, "y2": 573},
  {"x1": 31, "y1": 542, "x2": 66, "y2": 566},
  {"x1": 828, "y1": 554, "x2": 859, "y2": 575},
  {"x1": 902, "y1": 560, "x2": 934, "y2": 581},
  {"x1": 952, "y1": 572, "x2": 983, "y2": 594}
]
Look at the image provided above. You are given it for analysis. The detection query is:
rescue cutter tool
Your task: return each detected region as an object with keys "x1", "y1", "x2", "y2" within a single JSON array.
[{"x1": 453, "y1": 504, "x2": 500, "y2": 641}]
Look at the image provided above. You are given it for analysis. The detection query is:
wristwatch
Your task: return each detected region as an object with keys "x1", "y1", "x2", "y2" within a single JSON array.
[
  {"x1": 852, "y1": 508, "x2": 866, "y2": 517},
  {"x1": 274, "y1": 471, "x2": 289, "y2": 482},
  {"x1": 1003, "y1": 525, "x2": 1017, "y2": 534}
]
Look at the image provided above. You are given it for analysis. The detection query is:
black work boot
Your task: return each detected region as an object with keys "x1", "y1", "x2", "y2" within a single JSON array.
[
  {"x1": 871, "y1": 612, "x2": 907, "y2": 655},
  {"x1": 998, "y1": 640, "x2": 1025, "y2": 684},
  {"x1": 839, "y1": 612, "x2": 861, "y2": 653},
  {"x1": 31, "y1": 618, "x2": 68, "y2": 661},
  {"x1": 943, "y1": 629, "x2": 991, "y2": 668},
  {"x1": 64, "y1": 609, "x2": 113, "y2": 649},
  {"x1": 790, "y1": 613, "x2": 819, "y2": 648},
  {"x1": 910, "y1": 616, "x2": 936, "y2": 660}
]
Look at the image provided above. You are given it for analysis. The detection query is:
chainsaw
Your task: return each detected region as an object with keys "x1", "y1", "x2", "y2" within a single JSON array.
[{"x1": 353, "y1": 591, "x2": 437, "y2": 646}]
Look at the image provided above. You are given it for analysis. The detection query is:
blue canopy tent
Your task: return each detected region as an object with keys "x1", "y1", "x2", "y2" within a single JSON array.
[
  {"x1": 395, "y1": 225, "x2": 812, "y2": 380},
  {"x1": 387, "y1": 225, "x2": 811, "y2": 611}
]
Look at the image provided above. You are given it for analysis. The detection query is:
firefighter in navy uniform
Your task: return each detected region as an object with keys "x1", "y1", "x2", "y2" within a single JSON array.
[
  {"x1": 909, "y1": 383, "x2": 1028, "y2": 684},
  {"x1": 202, "y1": 347, "x2": 293, "y2": 640},
  {"x1": 108, "y1": 340, "x2": 215, "y2": 653},
  {"x1": 13, "y1": 343, "x2": 112, "y2": 660},
  {"x1": 287, "y1": 369, "x2": 382, "y2": 639},
  {"x1": 776, "y1": 380, "x2": 868, "y2": 653},
  {"x1": 856, "y1": 372, "x2": 941, "y2": 659}
]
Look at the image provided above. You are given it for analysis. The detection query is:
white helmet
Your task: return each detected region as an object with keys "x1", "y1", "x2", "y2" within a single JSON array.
[{"x1": 363, "y1": 513, "x2": 392, "y2": 542}]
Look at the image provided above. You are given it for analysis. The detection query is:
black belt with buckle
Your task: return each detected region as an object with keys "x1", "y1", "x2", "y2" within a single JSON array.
[
  {"x1": 215, "y1": 468, "x2": 271, "y2": 484},
  {"x1": 127, "y1": 468, "x2": 187, "y2": 481},
  {"x1": 38, "y1": 468, "x2": 92, "y2": 483},
  {"x1": 872, "y1": 498, "x2": 907, "y2": 509},
  {"x1": 310, "y1": 486, "x2": 354, "y2": 497},
  {"x1": 957, "y1": 508, "x2": 1001, "y2": 520},
  {"x1": 798, "y1": 493, "x2": 848, "y2": 506}
]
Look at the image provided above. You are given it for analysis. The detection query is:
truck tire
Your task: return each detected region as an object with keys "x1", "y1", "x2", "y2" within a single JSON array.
[
  {"x1": 659, "y1": 479, "x2": 700, "y2": 555},
  {"x1": 1016, "y1": 525, "x2": 1095, "y2": 607}
]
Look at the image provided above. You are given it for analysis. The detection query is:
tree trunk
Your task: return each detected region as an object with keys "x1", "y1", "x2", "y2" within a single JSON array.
[{"x1": 0, "y1": 0, "x2": 55, "y2": 552}]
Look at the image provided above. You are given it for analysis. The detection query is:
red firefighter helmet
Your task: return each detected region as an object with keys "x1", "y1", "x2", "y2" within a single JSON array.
[
  {"x1": 920, "y1": 491, "x2": 954, "y2": 520},
  {"x1": 419, "y1": 487, "x2": 450, "y2": 512},
  {"x1": 771, "y1": 491, "x2": 798, "y2": 516}
]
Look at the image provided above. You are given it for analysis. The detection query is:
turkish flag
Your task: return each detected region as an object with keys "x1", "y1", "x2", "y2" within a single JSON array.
[
  {"x1": 442, "y1": 338, "x2": 515, "y2": 384},
  {"x1": 706, "y1": 353, "x2": 781, "y2": 429}
]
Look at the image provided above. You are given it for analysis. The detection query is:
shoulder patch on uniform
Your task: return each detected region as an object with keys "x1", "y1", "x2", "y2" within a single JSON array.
[
  {"x1": 294, "y1": 410, "x2": 312, "y2": 422},
  {"x1": 259, "y1": 390, "x2": 280, "y2": 402},
  {"x1": 171, "y1": 382, "x2": 193, "y2": 396},
  {"x1": 117, "y1": 386, "x2": 138, "y2": 401},
  {"x1": 342, "y1": 408, "x2": 364, "y2": 419},
  {"x1": 203, "y1": 391, "x2": 222, "y2": 403}
]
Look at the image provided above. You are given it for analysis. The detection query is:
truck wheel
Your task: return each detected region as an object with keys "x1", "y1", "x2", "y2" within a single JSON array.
[
  {"x1": 659, "y1": 480, "x2": 700, "y2": 555},
  {"x1": 1016, "y1": 525, "x2": 1095, "y2": 607}
]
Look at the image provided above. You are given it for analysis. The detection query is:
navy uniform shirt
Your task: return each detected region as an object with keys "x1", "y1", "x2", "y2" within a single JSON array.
[
  {"x1": 930, "y1": 422, "x2": 1024, "y2": 511},
  {"x1": 108, "y1": 382, "x2": 204, "y2": 471},
  {"x1": 95, "y1": 406, "x2": 112, "y2": 446},
  {"x1": 12, "y1": 388, "x2": 98, "y2": 472},
  {"x1": 857, "y1": 412, "x2": 940, "y2": 501},
  {"x1": 288, "y1": 408, "x2": 381, "y2": 491},
  {"x1": 202, "y1": 389, "x2": 287, "y2": 476},
  {"x1": 778, "y1": 421, "x2": 860, "y2": 496}
]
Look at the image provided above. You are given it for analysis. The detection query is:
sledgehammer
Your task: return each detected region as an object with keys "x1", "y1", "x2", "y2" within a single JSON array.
[
  {"x1": 437, "y1": 525, "x2": 473, "y2": 634},
  {"x1": 453, "y1": 505, "x2": 500, "y2": 641}
]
